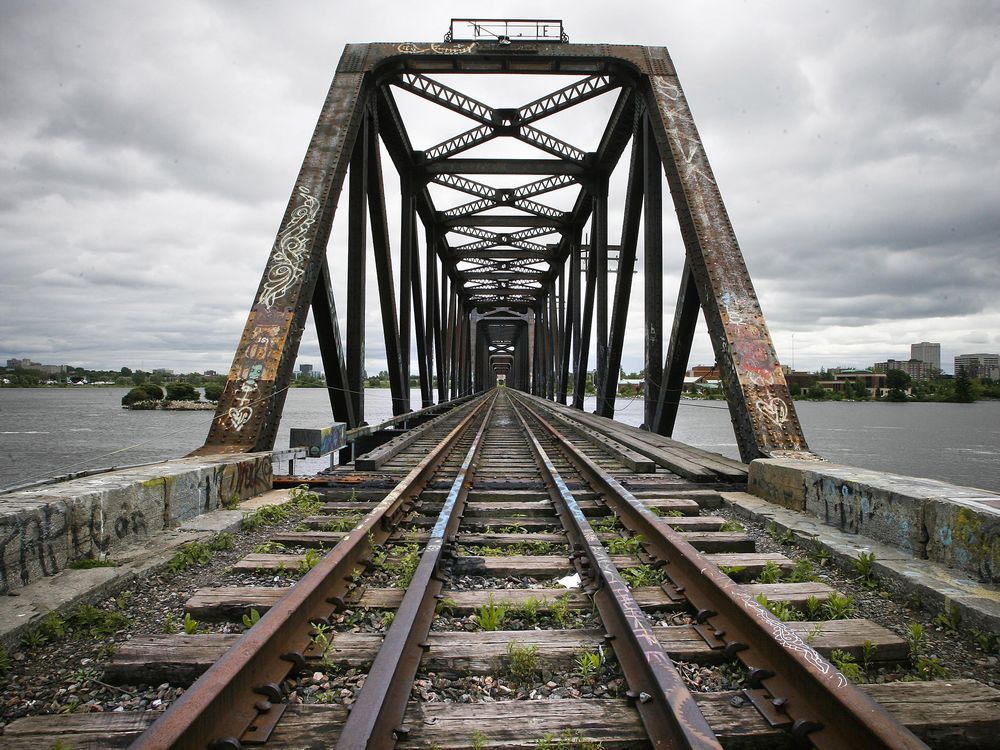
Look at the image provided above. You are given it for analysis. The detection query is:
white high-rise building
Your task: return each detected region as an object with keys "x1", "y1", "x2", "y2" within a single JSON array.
[
  {"x1": 954, "y1": 353, "x2": 1000, "y2": 380},
  {"x1": 910, "y1": 342, "x2": 940, "y2": 372}
]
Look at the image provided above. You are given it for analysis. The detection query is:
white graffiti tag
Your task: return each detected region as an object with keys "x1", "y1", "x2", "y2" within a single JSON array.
[
  {"x1": 738, "y1": 592, "x2": 849, "y2": 688},
  {"x1": 397, "y1": 42, "x2": 476, "y2": 55},
  {"x1": 756, "y1": 395, "x2": 790, "y2": 427},
  {"x1": 227, "y1": 364, "x2": 263, "y2": 432},
  {"x1": 259, "y1": 185, "x2": 320, "y2": 310}
]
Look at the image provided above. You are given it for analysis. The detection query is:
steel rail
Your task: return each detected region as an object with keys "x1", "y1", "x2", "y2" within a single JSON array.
[
  {"x1": 129, "y1": 396, "x2": 495, "y2": 750},
  {"x1": 508, "y1": 391, "x2": 928, "y2": 750},
  {"x1": 336, "y1": 390, "x2": 499, "y2": 749},
  {"x1": 506, "y1": 392, "x2": 722, "y2": 750}
]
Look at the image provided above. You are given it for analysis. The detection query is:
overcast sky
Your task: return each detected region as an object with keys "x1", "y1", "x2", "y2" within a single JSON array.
[{"x1": 1, "y1": 0, "x2": 997, "y2": 379}]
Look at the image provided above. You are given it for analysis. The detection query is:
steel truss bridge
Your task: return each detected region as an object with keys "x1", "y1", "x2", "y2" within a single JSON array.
[{"x1": 198, "y1": 24, "x2": 810, "y2": 464}]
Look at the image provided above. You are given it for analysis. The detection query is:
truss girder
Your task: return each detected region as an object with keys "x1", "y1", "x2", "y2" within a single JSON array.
[
  {"x1": 395, "y1": 73, "x2": 494, "y2": 125},
  {"x1": 204, "y1": 40, "x2": 809, "y2": 466}
]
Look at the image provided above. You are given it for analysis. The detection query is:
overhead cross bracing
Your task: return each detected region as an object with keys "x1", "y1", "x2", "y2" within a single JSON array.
[{"x1": 197, "y1": 31, "x2": 811, "y2": 463}]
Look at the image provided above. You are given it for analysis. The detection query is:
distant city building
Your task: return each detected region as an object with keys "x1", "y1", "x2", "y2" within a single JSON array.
[
  {"x1": 6, "y1": 358, "x2": 41, "y2": 369},
  {"x1": 910, "y1": 342, "x2": 941, "y2": 372},
  {"x1": 152, "y1": 368, "x2": 174, "y2": 376},
  {"x1": 954, "y1": 353, "x2": 1000, "y2": 380},
  {"x1": 203, "y1": 370, "x2": 218, "y2": 377},
  {"x1": 298, "y1": 364, "x2": 314, "y2": 378},
  {"x1": 5, "y1": 358, "x2": 65, "y2": 375},
  {"x1": 818, "y1": 370, "x2": 887, "y2": 397},
  {"x1": 688, "y1": 365, "x2": 719, "y2": 379},
  {"x1": 873, "y1": 358, "x2": 931, "y2": 381}
]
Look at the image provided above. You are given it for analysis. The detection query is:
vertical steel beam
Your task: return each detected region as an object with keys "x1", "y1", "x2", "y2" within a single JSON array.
[
  {"x1": 201, "y1": 54, "x2": 369, "y2": 453},
  {"x1": 424, "y1": 224, "x2": 439, "y2": 404},
  {"x1": 311, "y1": 257, "x2": 356, "y2": 429},
  {"x1": 458, "y1": 301, "x2": 470, "y2": 394},
  {"x1": 446, "y1": 284, "x2": 458, "y2": 399},
  {"x1": 652, "y1": 259, "x2": 700, "y2": 436},
  {"x1": 573, "y1": 223, "x2": 597, "y2": 409},
  {"x1": 557, "y1": 264, "x2": 568, "y2": 403},
  {"x1": 468, "y1": 313, "x2": 478, "y2": 393},
  {"x1": 547, "y1": 282, "x2": 559, "y2": 400},
  {"x1": 367, "y1": 125, "x2": 408, "y2": 416},
  {"x1": 346, "y1": 110, "x2": 368, "y2": 427},
  {"x1": 398, "y1": 174, "x2": 414, "y2": 410},
  {"x1": 593, "y1": 176, "x2": 610, "y2": 415},
  {"x1": 644, "y1": 51, "x2": 808, "y2": 458},
  {"x1": 643, "y1": 114, "x2": 663, "y2": 430},
  {"x1": 410, "y1": 214, "x2": 432, "y2": 408},
  {"x1": 434, "y1": 263, "x2": 448, "y2": 401},
  {"x1": 598, "y1": 130, "x2": 643, "y2": 417},
  {"x1": 565, "y1": 228, "x2": 581, "y2": 404}
]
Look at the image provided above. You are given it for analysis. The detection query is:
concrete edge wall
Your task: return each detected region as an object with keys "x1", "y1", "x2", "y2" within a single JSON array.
[
  {"x1": 0, "y1": 453, "x2": 272, "y2": 593},
  {"x1": 749, "y1": 458, "x2": 1000, "y2": 583}
]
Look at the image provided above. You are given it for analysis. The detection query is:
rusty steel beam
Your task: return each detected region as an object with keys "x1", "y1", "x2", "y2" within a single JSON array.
[
  {"x1": 598, "y1": 122, "x2": 643, "y2": 417},
  {"x1": 199, "y1": 51, "x2": 370, "y2": 453},
  {"x1": 642, "y1": 48, "x2": 808, "y2": 459},
  {"x1": 643, "y1": 115, "x2": 663, "y2": 429},
  {"x1": 346, "y1": 109, "x2": 368, "y2": 425},
  {"x1": 311, "y1": 257, "x2": 356, "y2": 429},
  {"x1": 653, "y1": 259, "x2": 700, "y2": 436},
  {"x1": 368, "y1": 119, "x2": 409, "y2": 415}
]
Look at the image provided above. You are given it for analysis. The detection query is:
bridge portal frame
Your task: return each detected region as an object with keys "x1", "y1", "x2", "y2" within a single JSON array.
[{"x1": 197, "y1": 40, "x2": 809, "y2": 462}]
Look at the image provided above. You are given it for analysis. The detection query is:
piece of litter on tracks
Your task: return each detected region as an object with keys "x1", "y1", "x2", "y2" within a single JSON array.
[{"x1": 557, "y1": 572, "x2": 581, "y2": 588}]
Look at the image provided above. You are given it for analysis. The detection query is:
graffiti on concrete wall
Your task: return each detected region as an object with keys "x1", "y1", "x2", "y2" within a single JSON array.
[{"x1": 0, "y1": 498, "x2": 149, "y2": 592}]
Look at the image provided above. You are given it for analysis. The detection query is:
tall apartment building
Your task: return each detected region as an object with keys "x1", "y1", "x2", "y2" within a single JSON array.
[
  {"x1": 954, "y1": 353, "x2": 1000, "y2": 380},
  {"x1": 873, "y1": 359, "x2": 931, "y2": 380},
  {"x1": 910, "y1": 342, "x2": 940, "y2": 371}
]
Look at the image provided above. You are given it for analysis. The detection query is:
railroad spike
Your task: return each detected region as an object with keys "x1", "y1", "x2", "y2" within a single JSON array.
[
  {"x1": 694, "y1": 608, "x2": 717, "y2": 624},
  {"x1": 280, "y1": 651, "x2": 306, "y2": 670},
  {"x1": 252, "y1": 683, "x2": 282, "y2": 702},
  {"x1": 723, "y1": 641, "x2": 749, "y2": 658},
  {"x1": 748, "y1": 668, "x2": 776, "y2": 689},
  {"x1": 790, "y1": 719, "x2": 823, "y2": 746}
]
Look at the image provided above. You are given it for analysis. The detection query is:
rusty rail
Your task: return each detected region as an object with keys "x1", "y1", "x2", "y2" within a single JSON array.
[
  {"x1": 508, "y1": 391, "x2": 928, "y2": 750},
  {"x1": 129, "y1": 395, "x2": 494, "y2": 750},
  {"x1": 337, "y1": 391, "x2": 498, "y2": 748},
  {"x1": 507, "y1": 392, "x2": 721, "y2": 750}
]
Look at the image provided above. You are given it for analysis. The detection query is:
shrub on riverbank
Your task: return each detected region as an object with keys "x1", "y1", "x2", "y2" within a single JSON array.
[
  {"x1": 121, "y1": 384, "x2": 164, "y2": 406},
  {"x1": 165, "y1": 382, "x2": 199, "y2": 401}
]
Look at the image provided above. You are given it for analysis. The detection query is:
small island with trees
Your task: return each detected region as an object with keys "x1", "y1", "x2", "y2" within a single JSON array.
[{"x1": 121, "y1": 381, "x2": 221, "y2": 410}]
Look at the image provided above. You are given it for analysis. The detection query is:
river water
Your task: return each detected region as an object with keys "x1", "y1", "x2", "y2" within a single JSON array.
[{"x1": 1, "y1": 388, "x2": 998, "y2": 493}]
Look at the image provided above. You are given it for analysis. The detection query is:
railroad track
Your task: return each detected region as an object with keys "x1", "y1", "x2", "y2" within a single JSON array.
[{"x1": 12, "y1": 389, "x2": 995, "y2": 749}]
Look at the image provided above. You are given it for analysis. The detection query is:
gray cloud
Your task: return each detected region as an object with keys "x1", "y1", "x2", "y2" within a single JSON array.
[{"x1": 1, "y1": 0, "x2": 998, "y2": 380}]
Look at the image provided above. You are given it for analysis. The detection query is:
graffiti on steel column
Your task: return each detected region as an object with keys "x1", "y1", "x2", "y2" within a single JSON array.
[
  {"x1": 397, "y1": 42, "x2": 476, "y2": 55},
  {"x1": 259, "y1": 185, "x2": 321, "y2": 310},
  {"x1": 737, "y1": 591, "x2": 850, "y2": 689},
  {"x1": 224, "y1": 322, "x2": 282, "y2": 432}
]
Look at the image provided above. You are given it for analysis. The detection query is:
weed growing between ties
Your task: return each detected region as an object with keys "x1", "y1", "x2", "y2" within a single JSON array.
[
  {"x1": 19, "y1": 603, "x2": 131, "y2": 650},
  {"x1": 476, "y1": 594, "x2": 508, "y2": 631},
  {"x1": 535, "y1": 729, "x2": 603, "y2": 749},
  {"x1": 165, "y1": 532, "x2": 235, "y2": 575},
  {"x1": 242, "y1": 484, "x2": 323, "y2": 531},
  {"x1": 505, "y1": 641, "x2": 540, "y2": 682}
]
